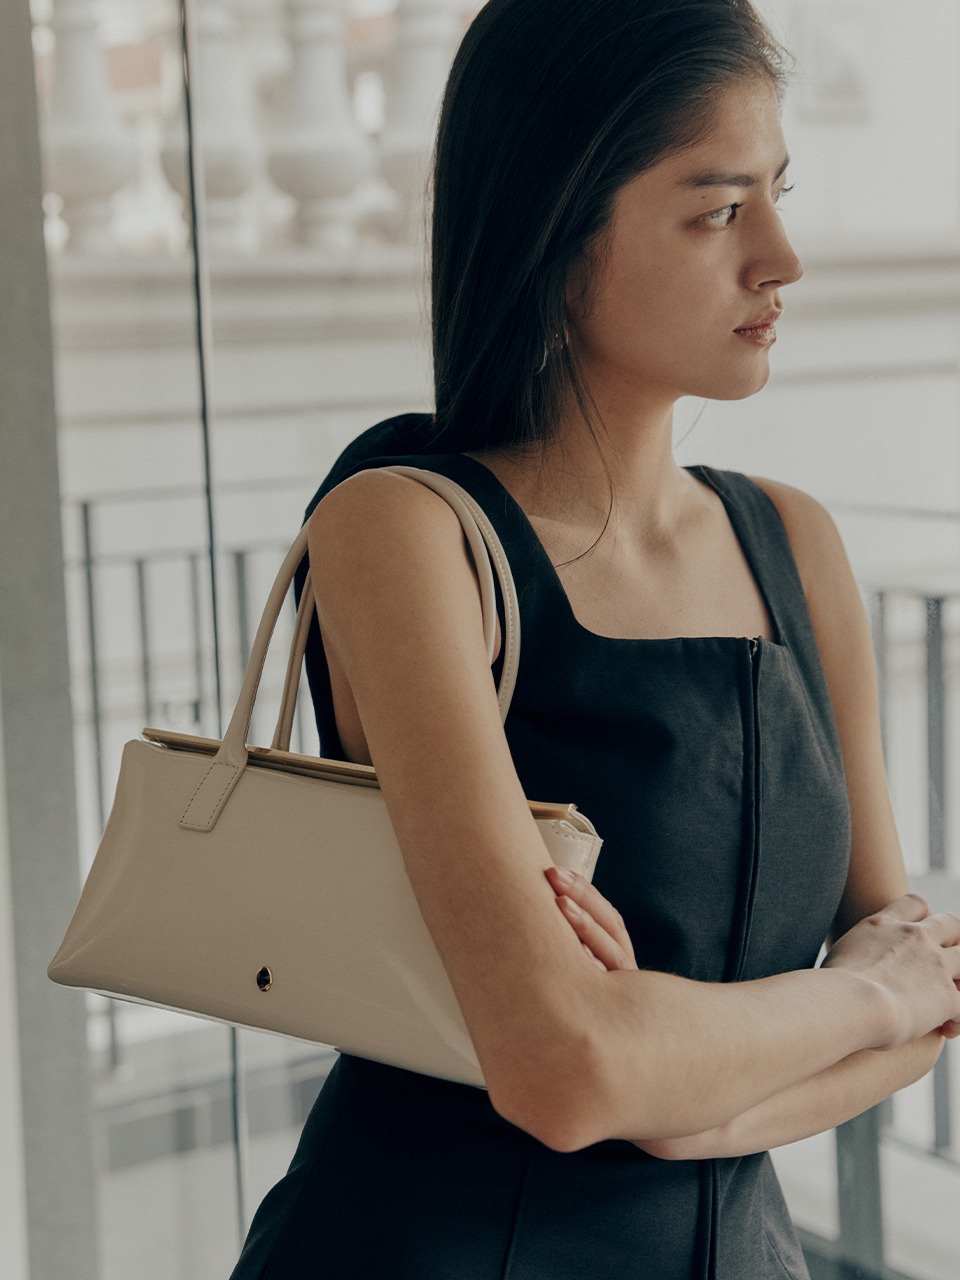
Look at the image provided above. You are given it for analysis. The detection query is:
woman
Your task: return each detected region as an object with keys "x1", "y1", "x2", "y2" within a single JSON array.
[{"x1": 232, "y1": 1, "x2": 960, "y2": 1276}]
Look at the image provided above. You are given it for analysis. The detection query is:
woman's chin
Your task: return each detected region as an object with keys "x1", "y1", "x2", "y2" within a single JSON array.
[{"x1": 711, "y1": 361, "x2": 774, "y2": 402}]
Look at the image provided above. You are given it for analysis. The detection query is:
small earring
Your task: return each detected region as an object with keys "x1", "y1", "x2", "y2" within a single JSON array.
[{"x1": 534, "y1": 330, "x2": 565, "y2": 376}]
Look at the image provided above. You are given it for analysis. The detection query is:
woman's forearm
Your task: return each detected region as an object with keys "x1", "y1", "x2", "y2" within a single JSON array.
[
  {"x1": 569, "y1": 965, "x2": 892, "y2": 1148},
  {"x1": 634, "y1": 1032, "x2": 944, "y2": 1161},
  {"x1": 533, "y1": 878, "x2": 960, "y2": 1152}
]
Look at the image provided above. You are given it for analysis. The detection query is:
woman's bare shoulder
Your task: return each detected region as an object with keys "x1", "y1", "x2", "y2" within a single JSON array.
[
  {"x1": 308, "y1": 467, "x2": 465, "y2": 551},
  {"x1": 747, "y1": 475, "x2": 855, "y2": 609},
  {"x1": 748, "y1": 476, "x2": 844, "y2": 562},
  {"x1": 305, "y1": 466, "x2": 490, "y2": 712}
]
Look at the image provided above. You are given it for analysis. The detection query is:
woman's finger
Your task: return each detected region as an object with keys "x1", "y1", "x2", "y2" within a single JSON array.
[
  {"x1": 545, "y1": 866, "x2": 633, "y2": 950},
  {"x1": 920, "y1": 912, "x2": 960, "y2": 948},
  {"x1": 556, "y1": 894, "x2": 636, "y2": 971},
  {"x1": 876, "y1": 892, "x2": 931, "y2": 923}
]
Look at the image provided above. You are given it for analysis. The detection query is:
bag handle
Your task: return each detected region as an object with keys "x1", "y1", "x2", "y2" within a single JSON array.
[
  {"x1": 271, "y1": 467, "x2": 518, "y2": 750},
  {"x1": 180, "y1": 466, "x2": 519, "y2": 832}
]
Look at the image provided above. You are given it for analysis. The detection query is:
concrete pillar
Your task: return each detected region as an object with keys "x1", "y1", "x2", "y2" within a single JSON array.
[
  {"x1": 0, "y1": 0, "x2": 101, "y2": 1276},
  {"x1": 0, "y1": 692, "x2": 30, "y2": 1280}
]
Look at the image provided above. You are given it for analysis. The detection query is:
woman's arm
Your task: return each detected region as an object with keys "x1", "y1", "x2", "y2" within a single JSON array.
[
  {"x1": 308, "y1": 470, "x2": 960, "y2": 1153},
  {"x1": 636, "y1": 1033, "x2": 943, "y2": 1160},
  {"x1": 549, "y1": 864, "x2": 953, "y2": 1155}
]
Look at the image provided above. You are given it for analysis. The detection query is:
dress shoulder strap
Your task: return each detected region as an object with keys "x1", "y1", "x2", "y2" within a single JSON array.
[
  {"x1": 690, "y1": 465, "x2": 839, "y2": 724},
  {"x1": 694, "y1": 466, "x2": 806, "y2": 635}
]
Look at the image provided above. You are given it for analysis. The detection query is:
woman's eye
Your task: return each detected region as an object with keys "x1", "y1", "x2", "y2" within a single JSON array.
[
  {"x1": 701, "y1": 203, "x2": 742, "y2": 229},
  {"x1": 700, "y1": 184, "x2": 794, "y2": 230},
  {"x1": 774, "y1": 183, "x2": 795, "y2": 209}
]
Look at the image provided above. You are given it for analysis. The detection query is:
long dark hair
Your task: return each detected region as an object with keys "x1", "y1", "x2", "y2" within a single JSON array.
[{"x1": 428, "y1": 0, "x2": 787, "y2": 454}]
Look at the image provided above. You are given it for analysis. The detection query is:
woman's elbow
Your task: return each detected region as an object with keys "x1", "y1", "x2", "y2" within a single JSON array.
[{"x1": 483, "y1": 1027, "x2": 620, "y2": 1153}]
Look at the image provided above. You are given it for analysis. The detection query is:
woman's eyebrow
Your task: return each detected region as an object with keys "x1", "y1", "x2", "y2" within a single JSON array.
[{"x1": 679, "y1": 154, "x2": 790, "y2": 189}]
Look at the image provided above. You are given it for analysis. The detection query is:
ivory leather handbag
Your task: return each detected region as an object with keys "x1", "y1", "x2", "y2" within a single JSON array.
[{"x1": 48, "y1": 467, "x2": 602, "y2": 1087}]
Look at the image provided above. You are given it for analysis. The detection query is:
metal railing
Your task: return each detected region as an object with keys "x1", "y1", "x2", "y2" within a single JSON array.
[{"x1": 822, "y1": 589, "x2": 959, "y2": 1280}]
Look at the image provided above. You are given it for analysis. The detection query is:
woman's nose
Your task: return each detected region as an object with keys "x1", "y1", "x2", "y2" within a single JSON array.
[{"x1": 745, "y1": 213, "x2": 804, "y2": 291}]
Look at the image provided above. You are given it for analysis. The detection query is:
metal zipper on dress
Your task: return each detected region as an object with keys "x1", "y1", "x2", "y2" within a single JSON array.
[
  {"x1": 702, "y1": 638, "x2": 764, "y2": 1280},
  {"x1": 732, "y1": 636, "x2": 764, "y2": 983}
]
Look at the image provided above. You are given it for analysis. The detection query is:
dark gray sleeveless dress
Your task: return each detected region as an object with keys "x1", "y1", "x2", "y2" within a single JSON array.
[{"x1": 230, "y1": 415, "x2": 851, "y2": 1279}]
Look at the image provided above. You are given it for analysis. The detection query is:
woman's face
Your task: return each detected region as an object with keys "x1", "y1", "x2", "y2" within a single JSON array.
[{"x1": 566, "y1": 77, "x2": 803, "y2": 408}]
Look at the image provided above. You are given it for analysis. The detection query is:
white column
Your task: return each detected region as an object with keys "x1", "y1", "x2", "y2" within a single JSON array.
[
  {"x1": 0, "y1": 693, "x2": 29, "y2": 1280},
  {"x1": 267, "y1": 0, "x2": 374, "y2": 250},
  {"x1": 43, "y1": 0, "x2": 139, "y2": 253},
  {"x1": 161, "y1": 0, "x2": 262, "y2": 254},
  {"x1": 380, "y1": 0, "x2": 460, "y2": 241},
  {"x1": 0, "y1": 4, "x2": 100, "y2": 1277}
]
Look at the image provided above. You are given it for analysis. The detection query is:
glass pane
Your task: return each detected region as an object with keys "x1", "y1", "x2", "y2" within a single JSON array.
[
  {"x1": 29, "y1": 0, "x2": 960, "y2": 1274},
  {"x1": 202, "y1": 0, "x2": 438, "y2": 1227},
  {"x1": 35, "y1": 0, "x2": 241, "y2": 1272}
]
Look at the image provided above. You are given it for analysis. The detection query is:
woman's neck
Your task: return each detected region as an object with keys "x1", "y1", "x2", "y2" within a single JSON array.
[{"x1": 467, "y1": 393, "x2": 695, "y2": 544}]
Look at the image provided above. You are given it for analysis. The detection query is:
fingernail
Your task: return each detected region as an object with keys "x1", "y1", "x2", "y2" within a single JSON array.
[
  {"x1": 560, "y1": 896, "x2": 583, "y2": 918},
  {"x1": 553, "y1": 867, "x2": 575, "y2": 888}
]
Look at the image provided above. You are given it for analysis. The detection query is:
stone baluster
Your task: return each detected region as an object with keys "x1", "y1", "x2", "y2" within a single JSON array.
[
  {"x1": 236, "y1": 0, "x2": 296, "y2": 248},
  {"x1": 267, "y1": 0, "x2": 374, "y2": 251},
  {"x1": 42, "y1": 0, "x2": 139, "y2": 253},
  {"x1": 160, "y1": 0, "x2": 262, "y2": 254},
  {"x1": 380, "y1": 0, "x2": 461, "y2": 242},
  {"x1": 238, "y1": 0, "x2": 289, "y2": 87}
]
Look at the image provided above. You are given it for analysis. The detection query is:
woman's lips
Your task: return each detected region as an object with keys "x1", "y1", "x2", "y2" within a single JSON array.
[
  {"x1": 734, "y1": 308, "x2": 781, "y2": 345},
  {"x1": 734, "y1": 322, "x2": 778, "y2": 345}
]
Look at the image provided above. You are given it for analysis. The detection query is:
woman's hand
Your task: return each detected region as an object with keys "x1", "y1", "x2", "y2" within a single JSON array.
[
  {"x1": 544, "y1": 867, "x2": 638, "y2": 972},
  {"x1": 821, "y1": 893, "x2": 960, "y2": 1047}
]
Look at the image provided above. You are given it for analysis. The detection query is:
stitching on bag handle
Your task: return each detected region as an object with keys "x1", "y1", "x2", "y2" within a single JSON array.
[
  {"x1": 180, "y1": 762, "x2": 241, "y2": 830},
  {"x1": 542, "y1": 821, "x2": 595, "y2": 844}
]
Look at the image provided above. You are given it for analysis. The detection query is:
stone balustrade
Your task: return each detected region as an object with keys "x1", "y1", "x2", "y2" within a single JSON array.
[{"x1": 32, "y1": 0, "x2": 470, "y2": 255}]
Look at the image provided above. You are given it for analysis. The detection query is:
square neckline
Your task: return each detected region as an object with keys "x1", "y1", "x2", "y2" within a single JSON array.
[{"x1": 454, "y1": 453, "x2": 787, "y2": 649}]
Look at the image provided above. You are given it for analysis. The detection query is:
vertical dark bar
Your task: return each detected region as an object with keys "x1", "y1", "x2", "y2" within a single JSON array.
[
  {"x1": 933, "y1": 1050, "x2": 953, "y2": 1154},
  {"x1": 868, "y1": 591, "x2": 896, "y2": 1128},
  {"x1": 80, "y1": 503, "x2": 106, "y2": 834},
  {"x1": 177, "y1": 0, "x2": 249, "y2": 1236},
  {"x1": 234, "y1": 550, "x2": 251, "y2": 666},
  {"x1": 294, "y1": 678, "x2": 305, "y2": 755},
  {"x1": 81, "y1": 502, "x2": 120, "y2": 1074},
  {"x1": 924, "y1": 597, "x2": 952, "y2": 1155},
  {"x1": 189, "y1": 552, "x2": 206, "y2": 733},
  {"x1": 926, "y1": 597, "x2": 946, "y2": 872},
  {"x1": 135, "y1": 558, "x2": 154, "y2": 724},
  {"x1": 835, "y1": 1108, "x2": 885, "y2": 1276}
]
